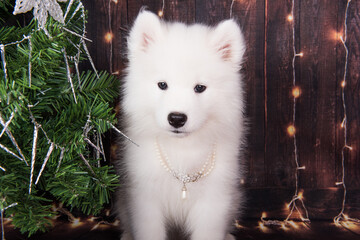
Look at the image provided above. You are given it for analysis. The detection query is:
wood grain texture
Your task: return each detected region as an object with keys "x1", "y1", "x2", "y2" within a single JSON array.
[
  {"x1": 234, "y1": 0, "x2": 266, "y2": 187},
  {"x1": 195, "y1": 0, "x2": 231, "y2": 24},
  {"x1": 82, "y1": 0, "x2": 360, "y2": 220},
  {"x1": 297, "y1": 0, "x2": 338, "y2": 189},
  {"x1": 166, "y1": 0, "x2": 195, "y2": 23},
  {"x1": 264, "y1": 0, "x2": 295, "y2": 187}
]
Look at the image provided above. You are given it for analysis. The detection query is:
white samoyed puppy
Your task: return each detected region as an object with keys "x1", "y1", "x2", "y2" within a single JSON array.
[{"x1": 117, "y1": 9, "x2": 246, "y2": 240}]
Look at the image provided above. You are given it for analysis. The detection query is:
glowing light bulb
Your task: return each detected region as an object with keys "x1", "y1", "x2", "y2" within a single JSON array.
[
  {"x1": 259, "y1": 222, "x2": 266, "y2": 231},
  {"x1": 287, "y1": 125, "x2": 296, "y2": 137},
  {"x1": 71, "y1": 218, "x2": 82, "y2": 228},
  {"x1": 158, "y1": 10, "x2": 164, "y2": 17},
  {"x1": 333, "y1": 31, "x2": 343, "y2": 41},
  {"x1": 341, "y1": 80, "x2": 346, "y2": 88},
  {"x1": 292, "y1": 86, "x2": 301, "y2": 98},
  {"x1": 105, "y1": 32, "x2": 113, "y2": 43},
  {"x1": 287, "y1": 14, "x2": 293, "y2": 22},
  {"x1": 298, "y1": 191, "x2": 303, "y2": 200}
]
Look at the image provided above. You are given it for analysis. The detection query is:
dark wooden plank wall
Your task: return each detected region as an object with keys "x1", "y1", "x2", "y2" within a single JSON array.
[{"x1": 83, "y1": 0, "x2": 360, "y2": 220}]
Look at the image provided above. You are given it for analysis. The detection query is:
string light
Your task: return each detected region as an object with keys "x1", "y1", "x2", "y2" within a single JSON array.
[
  {"x1": 230, "y1": 0, "x2": 235, "y2": 18},
  {"x1": 158, "y1": 0, "x2": 165, "y2": 18},
  {"x1": 333, "y1": 0, "x2": 359, "y2": 228},
  {"x1": 260, "y1": 0, "x2": 310, "y2": 229},
  {"x1": 286, "y1": 0, "x2": 309, "y2": 224}
]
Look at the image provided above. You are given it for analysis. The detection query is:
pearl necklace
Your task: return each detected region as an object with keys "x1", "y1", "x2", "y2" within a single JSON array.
[{"x1": 155, "y1": 139, "x2": 216, "y2": 199}]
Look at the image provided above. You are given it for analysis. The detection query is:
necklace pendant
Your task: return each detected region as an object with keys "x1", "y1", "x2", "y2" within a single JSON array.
[{"x1": 182, "y1": 184, "x2": 187, "y2": 200}]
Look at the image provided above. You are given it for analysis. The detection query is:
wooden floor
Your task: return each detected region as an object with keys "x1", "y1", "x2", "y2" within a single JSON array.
[{"x1": 4, "y1": 218, "x2": 360, "y2": 240}]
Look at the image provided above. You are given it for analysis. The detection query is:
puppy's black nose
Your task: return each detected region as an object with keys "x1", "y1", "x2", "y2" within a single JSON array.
[{"x1": 168, "y1": 112, "x2": 187, "y2": 128}]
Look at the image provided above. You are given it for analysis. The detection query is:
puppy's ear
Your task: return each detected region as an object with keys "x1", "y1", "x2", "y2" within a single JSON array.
[
  {"x1": 128, "y1": 10, "x2": 163, "y2": 53},
  {"x1": 211, "y1": 20, "x2": 245, "y2": 66}
]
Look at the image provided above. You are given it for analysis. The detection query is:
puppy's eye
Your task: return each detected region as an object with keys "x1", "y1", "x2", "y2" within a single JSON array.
[
  {"x1": 194, "y1": 84, "x2": 206, "y2": 93},
  {"x1": 158, "y1": 82, "x2": 168, "y2": 90}
]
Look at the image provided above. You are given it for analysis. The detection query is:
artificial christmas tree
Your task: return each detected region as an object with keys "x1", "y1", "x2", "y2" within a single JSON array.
[{"x1": 0, "y1": 0, "x2": 120, "y2": 237}]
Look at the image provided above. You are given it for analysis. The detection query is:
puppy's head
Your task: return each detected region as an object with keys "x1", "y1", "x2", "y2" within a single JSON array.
[{"x1": 123, "y1": 10, "x2": 245, "y2": 138}]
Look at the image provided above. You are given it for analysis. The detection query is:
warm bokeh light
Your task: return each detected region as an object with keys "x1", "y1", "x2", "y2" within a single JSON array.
[
  {"x1": 292, "y1": 86, "x2": 301, "y2": 98},
  {"x1": 285, "y1": 202, "x2": 290, "y2": 210},
  {"x1": 287, "y1": 14, "x2": 293, "y2": 22},
  {"x1": 281, "y1": 223, "x2": 289, "y2": 231},
  {"x1": 104, "y1": 32, "x2": 113, "y2": 43},
  {"x1": 333, "y1": 31, "x2": 343, "y2": 41},
  {"x1": 288, "y1": 220, "x2": 299, "y2": 229},
  {"x1": 158, "y1": 10, "x2": 164, "y2": 17},
  {"x1": 70, "y1": 218, "x2": 82, "y2": 228},
  {"x1": 341, "y1": 80, "x2": 346, "y2": 88},
  {"x1": 298, "y1": 191, "x2": 303, "y2": 200},
  {"x1": 287, "y1": 125, "x2": 296, "y2": 137}
]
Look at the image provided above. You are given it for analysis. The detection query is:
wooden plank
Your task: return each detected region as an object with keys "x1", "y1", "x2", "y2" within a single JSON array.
[
  {"x1": 82, "y1": 0, "x2": 127, "y2": 74},
  {"x1": 297, "y1": 0, "x2": 338, "y2": 189},
  {"x1": 232, "y1": 1, "x2": 266, "y2": 187},
  {"x1": 111, "y1": 0, "x2": 128, "y2": 74},
  {"x1": 264, "y1": 0, "x2": 295, "y2": 187},
  {"x1": 195, "y1": 0, "x2": 232, "y2": 24},
  {"x1": 83, "y1": 0, "x2": 110, "y2": 71},
  {"x1": 166, "y1": 0, "x2": 195, "y2": 23},
  {"x1": 127, "y1": 0, "x2": 163, "y2": 25}
]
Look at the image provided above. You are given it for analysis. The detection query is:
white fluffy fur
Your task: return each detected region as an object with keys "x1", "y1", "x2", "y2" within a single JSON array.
[{"x1": 117, "y1": 10, "x2": 246, "y2": 240}]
